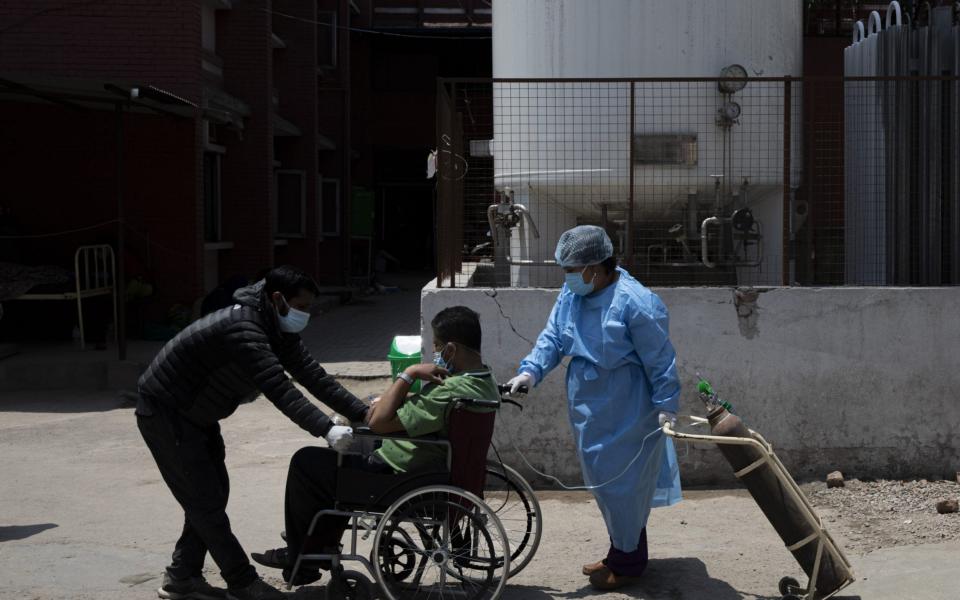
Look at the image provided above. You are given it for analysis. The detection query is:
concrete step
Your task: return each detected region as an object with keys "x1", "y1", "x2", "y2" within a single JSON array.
[{"x1": 0, "y1": 342, "x2": 155, "y2": 391}]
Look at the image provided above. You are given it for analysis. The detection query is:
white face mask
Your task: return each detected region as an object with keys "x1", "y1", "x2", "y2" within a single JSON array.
[{"x1": 276, "y1": 296, "x2": 311, "y2": 333}]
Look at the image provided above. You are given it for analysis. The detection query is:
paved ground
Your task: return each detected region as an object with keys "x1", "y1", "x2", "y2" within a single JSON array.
[
  {"x1": 2, "y1": 382, "x2": 959, "y2": 600},
  {"x1": 301, "y1": 272, "x2": 429, "y2": 379},
  {"x1": 3, "y1": 281, "x2": 959, "y2": 599}
]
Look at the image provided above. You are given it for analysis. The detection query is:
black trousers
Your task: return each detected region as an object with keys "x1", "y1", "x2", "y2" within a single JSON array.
[
  {"x1": 284, "y1": 447, "x2": 392, "y2": 561},
  {"x1": 136, "y1": 397, "x2": 257, "y2": 589}
]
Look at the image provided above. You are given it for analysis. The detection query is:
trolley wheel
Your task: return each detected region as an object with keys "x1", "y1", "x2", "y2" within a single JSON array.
[
  {"x1": 327, "y1": 569, "x2": 374, "y2": 600},
  {"x1": 778, "y1": 576, "x2": 801, "y2": 596}
]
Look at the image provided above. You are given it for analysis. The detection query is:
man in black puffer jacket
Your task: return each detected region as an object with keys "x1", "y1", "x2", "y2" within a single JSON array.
[{"x1": 136, "y1": 265, "x2": 368, "y2": 600}]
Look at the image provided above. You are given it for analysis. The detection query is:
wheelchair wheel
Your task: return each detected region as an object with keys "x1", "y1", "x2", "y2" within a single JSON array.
[
  {"x1": 372, "y1": 485, "x2": 510, "y2": 600},
  {"x1": 484, "y1": 462, "x2": 542, "y2": 578},
  {"x1": 327, "y1": 569, "x2": 374, "y2": 600}
]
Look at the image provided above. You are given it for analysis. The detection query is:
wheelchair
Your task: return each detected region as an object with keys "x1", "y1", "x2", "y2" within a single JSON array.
[{"x1": 287, "y1": 384, "x2": 540, "y2": 600}]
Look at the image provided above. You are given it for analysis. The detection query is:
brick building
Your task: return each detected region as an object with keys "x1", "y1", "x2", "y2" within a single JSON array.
[{"x1": 0, "y1": 0, "x2": 490, "y2": 339}]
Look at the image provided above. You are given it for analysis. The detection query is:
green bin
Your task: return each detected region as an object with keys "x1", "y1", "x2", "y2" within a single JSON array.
[{"x1": 388, "y1": 335, "x2": 422, "y2": 393}]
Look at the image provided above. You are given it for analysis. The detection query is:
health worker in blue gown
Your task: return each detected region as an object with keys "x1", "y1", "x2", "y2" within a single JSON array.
[{"x1": 506, "y1": 225, "x2": 682, "y2": 591}]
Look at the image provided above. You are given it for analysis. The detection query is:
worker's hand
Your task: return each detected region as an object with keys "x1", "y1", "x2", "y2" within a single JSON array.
[
  {"x1": 324, "y1": 425, "x2": 354, "y2": 452},
  {"x1": 658, "y1": 411, "x2": 677, "y2": 429},
  {"x1": 404, "y1": 363, "x2": 448, "y2": 385},
  {"x1": 507, "y1": 372, "x2": 535, "y2": 395}
]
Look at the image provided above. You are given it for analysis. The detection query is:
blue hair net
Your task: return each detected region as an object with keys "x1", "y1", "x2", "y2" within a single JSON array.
[{"x1": 554, "y1": 225, "x2": 614, "y2": 268}]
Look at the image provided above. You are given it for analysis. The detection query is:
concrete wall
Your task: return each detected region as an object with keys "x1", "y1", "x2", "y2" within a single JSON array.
[{"x1": 422, "y1": 282, "x2": 960, "y2": 486}]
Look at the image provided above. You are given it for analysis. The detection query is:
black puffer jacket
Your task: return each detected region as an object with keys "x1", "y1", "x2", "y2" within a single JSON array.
[{"x1": 138, "y1": 281, "x2": 367, "y2": 436}]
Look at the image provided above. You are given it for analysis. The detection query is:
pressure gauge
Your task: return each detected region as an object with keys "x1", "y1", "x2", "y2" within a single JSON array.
[
  {"x1": 718, "y1": 64, "x2": 748, "y2": 94},
  {"x1": 720, "y1": 101, "x2": 742, "y2": 121}
]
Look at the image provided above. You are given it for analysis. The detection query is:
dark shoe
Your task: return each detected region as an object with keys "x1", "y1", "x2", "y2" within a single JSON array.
[
  {"x1": 158, "y1": 573, "x2": 227, "y2": 600},
  {"x1": 581, "y1": 560, "x2": 606, "y2": 576},
  {"x1": 225, "y1": 578, "x2": 286, "y2": 600},
  {"x1": 281, "y1": 566, "x2": 323, "y2": 587},
  {"x1": 251, "y1": 547, "x2": 289, "y2": 570},
  {"x1": 588, "y1": 566, "x2": 644, "y2": 591}
]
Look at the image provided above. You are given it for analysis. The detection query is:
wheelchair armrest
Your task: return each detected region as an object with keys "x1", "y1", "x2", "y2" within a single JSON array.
[
  {"x1": 348, "y1": 427, "x2": 452, "y2": 471},
  {"x1": 353, "y1": 426, "x2": 445, "y2": 445},
  {"x1": 354, "y1": 426, "x2": 405, "y2": 438},
  {"x1": 453, "y1": 397, "x2": 501, "y2": 409}
]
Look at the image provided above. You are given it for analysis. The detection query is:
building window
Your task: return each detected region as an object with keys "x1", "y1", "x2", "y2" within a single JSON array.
[
  {"x1": 276, "y1": 170, "x2": 306, "y2": 237},
  {"x1": 320, "y1": 178, "x2": 340, "y2": 236},
  {"x1": 317, "y1": 11, "x2": 337, "y2": 68},
  {"x1": 203, "y1": 152, "x2": 222, "y2": 242}
]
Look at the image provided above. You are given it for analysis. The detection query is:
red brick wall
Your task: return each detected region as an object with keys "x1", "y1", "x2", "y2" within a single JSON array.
[
  {"x1": 0, "y1": 0, "x2": 203, "y2": 105},
  {"x1": 0, "y1": 102, "x2": 202, "y2": 305},
  {"x1": 272, "y1": 0, "x2": 320, "y2": 278},
  {"x1": 0, "y1": 1, "x2": 205, "y2": 305},
  {"x1": 217, "y1": 0, "x2": 276, "y2": 278}
]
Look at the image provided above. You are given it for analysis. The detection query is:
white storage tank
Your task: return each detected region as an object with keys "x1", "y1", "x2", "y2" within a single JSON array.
[{"x1": 491, "y1": 0, "x2": 803, "y2": 286}]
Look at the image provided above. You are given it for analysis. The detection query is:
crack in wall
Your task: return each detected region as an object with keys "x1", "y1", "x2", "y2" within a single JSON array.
[
  {"x1": 484, "y1": 288, "x2": 568, "y2": 372},
  {"x1": 733, "y1": 287, "x2": 764, "y2": 339}
]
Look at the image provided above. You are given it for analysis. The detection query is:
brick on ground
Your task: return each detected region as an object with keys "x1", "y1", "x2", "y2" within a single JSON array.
[{"x1": 827, "y1": 471, "x2": 845, "y2": 488}]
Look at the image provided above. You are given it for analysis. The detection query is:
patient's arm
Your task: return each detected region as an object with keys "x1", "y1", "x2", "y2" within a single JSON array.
[
  {"x1": 366, "y1": 363, "x2": 447, "y2": 434},
  {"x1": 365, "y1": 378, "x2": 406, "y2": 434}
]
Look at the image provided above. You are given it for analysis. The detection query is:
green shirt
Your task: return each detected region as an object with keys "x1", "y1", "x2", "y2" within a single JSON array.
[{"x1": 375, "y1": 369, "x2": 499, "y2": 473}]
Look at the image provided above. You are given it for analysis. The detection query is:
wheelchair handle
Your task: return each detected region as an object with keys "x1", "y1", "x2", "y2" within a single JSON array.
[
  {"x1": 497, "y1": 384, "x2": 529, "y2": 395},
  {"x1": 454, "y1": 396, "x2": 523, "y2": 412}
]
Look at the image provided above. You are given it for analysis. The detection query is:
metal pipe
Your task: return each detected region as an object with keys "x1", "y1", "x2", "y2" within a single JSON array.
[
  {"x1": 504, "y1": 250, "x2": 557, "y2": 266},
  {"x1": 487, "y1": 204, "x2": 498, "y2": 241},
  {"x1": 886, "y1": 1, "x2": 902, "y2": 28},
  {"x1": 513, "y1": 204, "x2": 541, "y2": 238},
  {"x1": 687, "y1": 189, "x2": 699, "y2": 240},
  {"x1": 626, "y1": 81, "x2": 635, "y2": 270},
  {"x1": 701, "y1": 217, "x2": 721, "y2": 268},
  {"x1": 853, "y1": 21, "x2": 865, "y2": 44},
  {"x1": 782, "y1": 77, "x2": 792, "y2": 286},
  {"x1": 868, "y1": 10, "x2": 882, "y2": 35},
  {"x1": 114, "y1": 102, "x2": 127, "y2": 361}
]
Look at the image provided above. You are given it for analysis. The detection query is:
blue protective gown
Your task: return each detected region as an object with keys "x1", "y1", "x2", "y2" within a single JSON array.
[{"x1": 519, "y1": 267, "x2": 682, "y2": 551}]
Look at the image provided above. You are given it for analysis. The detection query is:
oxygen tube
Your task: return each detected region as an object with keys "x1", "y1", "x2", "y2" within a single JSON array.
[
  {"x1": 499, "y1": 373, "x2": 729, "y2": 492},
  {"x1": 498, "y1": 413, "x2": 666, "y2": 492}
]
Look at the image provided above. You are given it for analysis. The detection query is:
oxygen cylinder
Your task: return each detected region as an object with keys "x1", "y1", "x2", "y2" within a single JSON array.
[{"x1": 708, "y1": 407, "x2": 851, "y2": 598}]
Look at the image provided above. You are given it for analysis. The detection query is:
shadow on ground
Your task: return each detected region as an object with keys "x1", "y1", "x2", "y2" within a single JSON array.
[
  {"x1": 303, "y1": 287, "x2": 424, "y2": 364},
  {"x1": 0, "y1": 523, "x2": 58, "y2": 542},
  {"x1": 0, "y1": 391, "x2": 126, "y2": 414},
  {"x1": 508, "y1": 558, "x2": 777, "y2": 600}
]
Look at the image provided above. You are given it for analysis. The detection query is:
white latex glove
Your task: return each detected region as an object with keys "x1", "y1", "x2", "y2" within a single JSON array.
[
  {"x1": 507, "y1": 372, "x2": 535, "y2": 395},
  {"x1": 658, "y1": 411, "x2": 677, "y2": 428},
  {"x1": 324, "y1": 425, "x2": 353, "y2": 452}
]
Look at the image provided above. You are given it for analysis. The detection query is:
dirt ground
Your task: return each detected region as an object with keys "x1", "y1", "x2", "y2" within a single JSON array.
[
  {"x1": 2, "y1": 379, "x2": 959, "y2": 599},
  {"x1": 805, "y1": 478, "x2": 960, "y2": 554}
]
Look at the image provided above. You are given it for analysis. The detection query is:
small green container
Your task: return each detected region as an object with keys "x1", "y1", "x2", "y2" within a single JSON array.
[{"x1": 388, "y1": 335, "x2": 422, "y2": 393}]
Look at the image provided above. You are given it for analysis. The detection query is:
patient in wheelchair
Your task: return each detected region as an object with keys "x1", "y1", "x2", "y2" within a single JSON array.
[{"x1": 252, "y1": 306, "x2": 499, "y2": 586}]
